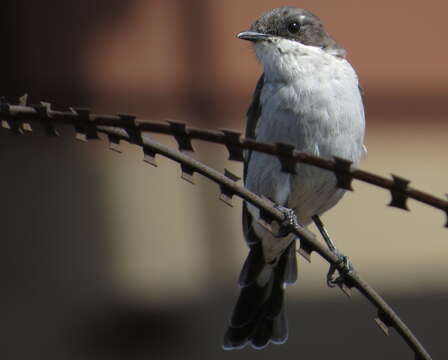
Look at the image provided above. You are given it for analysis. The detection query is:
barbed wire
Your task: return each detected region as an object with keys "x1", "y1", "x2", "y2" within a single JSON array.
[
  {"x1": 1, "y1": 97, "x2": 447, "y2": 228},
  {"x1": 0, "y1": 97, "x2": 435, "y2": 359}
]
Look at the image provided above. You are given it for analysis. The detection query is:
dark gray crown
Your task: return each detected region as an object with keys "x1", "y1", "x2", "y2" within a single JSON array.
[{"x1": 250, "y1": 7, "x2": 345, "y2": 55}]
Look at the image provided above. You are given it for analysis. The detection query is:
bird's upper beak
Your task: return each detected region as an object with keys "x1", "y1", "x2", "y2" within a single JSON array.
[{"x1": 237, "y1": 31, "x2": 270, "y2": 42}]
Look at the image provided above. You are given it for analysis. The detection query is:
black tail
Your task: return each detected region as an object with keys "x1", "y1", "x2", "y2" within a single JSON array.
[{"x1": 223, "y1": 237, "x2": 298, "y2": 350}]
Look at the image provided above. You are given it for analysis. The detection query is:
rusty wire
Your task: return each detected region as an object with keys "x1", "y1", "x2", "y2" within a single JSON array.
[
  {"x1": 0, "y1": 98, "x2": 437, "y2": 359},
  {"x1": 1, "y1": 99, "x2": 447, "y2": 226}
]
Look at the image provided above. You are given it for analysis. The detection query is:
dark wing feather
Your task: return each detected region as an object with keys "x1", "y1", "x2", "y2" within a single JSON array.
[
  {"x1": 243, "y1": 73, "x2": 264, "y2": 181},
  {"x1": 241, "y1": 73, "x2": 264, "y2": 250}
]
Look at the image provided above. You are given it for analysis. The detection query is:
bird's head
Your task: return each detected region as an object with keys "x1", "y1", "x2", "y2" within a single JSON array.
[{"x1": 238, "y1": 7, "x2": 345, "y2": 58}]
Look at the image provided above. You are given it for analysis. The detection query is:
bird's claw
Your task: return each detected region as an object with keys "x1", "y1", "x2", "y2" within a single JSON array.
[
  {"x1": 326, "y1": 251, "x2": 352, "y2": 288},
  {"x1": 274, "y1": 205, "x2": 299, "y2": 237}
]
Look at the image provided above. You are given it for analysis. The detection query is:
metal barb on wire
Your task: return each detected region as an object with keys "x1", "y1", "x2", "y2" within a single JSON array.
[
  {"x1": 219, "y1": 168, "x2": 241, "y2": 207},
  {"x1": 71, "y1": 107, "x2": 99, "y2": 141},
  {"x1": 389, "y1": 175, "x2": 411, "y2": 211},
  {"x1": 220, "y1": 129, "x2": 245, "y2": 162},
  {"x1": 333, "y1": 156, "x2": 355, "y2": 191}
]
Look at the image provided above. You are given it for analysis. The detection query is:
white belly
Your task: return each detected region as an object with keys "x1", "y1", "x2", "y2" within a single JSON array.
[{"x1": 245, "y1": 38, "x2": 366, "y2": 262}]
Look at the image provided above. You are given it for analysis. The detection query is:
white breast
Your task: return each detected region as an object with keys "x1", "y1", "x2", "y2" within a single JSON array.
[{"x1": 245, "y1": 38, "x2": 366, "y2": 259}]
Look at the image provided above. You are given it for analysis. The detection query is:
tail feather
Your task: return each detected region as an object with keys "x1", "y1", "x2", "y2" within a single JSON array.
[
  {"x1": 284, "y1": 240, "x2": 298, "y2": 285},
  {"x1": 223, "y1": 240, "x2": 297, "y2": 350},
  {"x1": 251, "y1": 318, "x2": 273, "y2": 349},
  {"x1": 230, "y1": 280, "x2": 271, "y2": 328},
  {"x1": 223, "y1": 322, "x2": 253, "y2": 350},
  {"x1": 271, "y1": 307, "x2": 288, "y2": 344},
  {"x1": 238, "y1": 241, "x2": 266, "y2": 287}
]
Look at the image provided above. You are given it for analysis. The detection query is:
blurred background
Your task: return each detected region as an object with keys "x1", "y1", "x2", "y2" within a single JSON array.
[{"x1": 1, "y1": 0, "x2": 447, "y2": 359}]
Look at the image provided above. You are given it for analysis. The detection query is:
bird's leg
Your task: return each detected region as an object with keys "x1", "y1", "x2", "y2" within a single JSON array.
[
  {"x1": 312, "y1": 215, "x2": 337, "y2": 252},
  {"x1": 312, "y1": 215, "x2": 352, "y2": 287},
  {"x1": 273, "y1": 205, "x2": 300, "y2": 237}
]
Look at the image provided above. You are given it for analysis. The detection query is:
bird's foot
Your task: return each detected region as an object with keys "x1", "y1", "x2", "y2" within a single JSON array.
[
  {"x1": 273, "y1": 205, "x2": 299, "y2": 238},
  {"x1": 326, "y1": 249, "x2": 352, "y2": 287}
]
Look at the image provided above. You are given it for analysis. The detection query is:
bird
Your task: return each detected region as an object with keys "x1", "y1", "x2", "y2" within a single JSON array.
[{"x1": 223, "y1": 7, "x2": 366, "y2": 350}]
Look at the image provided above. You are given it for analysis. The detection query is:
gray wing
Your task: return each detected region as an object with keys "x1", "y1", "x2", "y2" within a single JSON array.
[
  {"x1": 243, "y1": 73, "x2": 264, "y2": 181},
  {"x1": 242, "y1": 74, "x2": 264, "y2": 241}
]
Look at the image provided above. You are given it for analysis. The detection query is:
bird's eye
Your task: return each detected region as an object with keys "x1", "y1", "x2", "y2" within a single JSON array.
[{"x1": 288, "y1": 22, "x2": 300, "y2": 34}]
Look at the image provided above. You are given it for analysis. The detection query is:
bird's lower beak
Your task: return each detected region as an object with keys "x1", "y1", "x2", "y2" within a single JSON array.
[{"x1": 237, "y1": 31, "x2": 270, "y2": 42}]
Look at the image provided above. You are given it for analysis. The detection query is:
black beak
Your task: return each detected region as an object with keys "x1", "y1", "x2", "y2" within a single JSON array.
[{"x1": 237, "y1": 31, "x2": 270, "y2": 42}]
